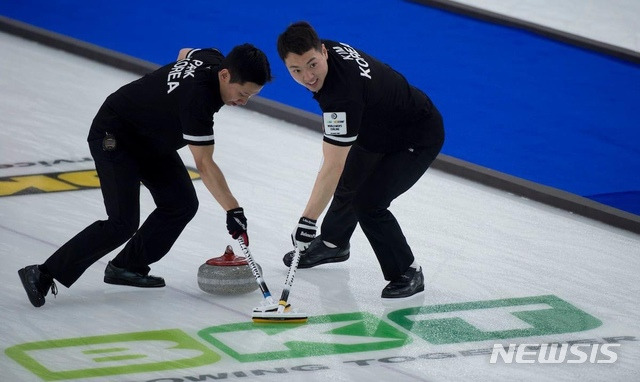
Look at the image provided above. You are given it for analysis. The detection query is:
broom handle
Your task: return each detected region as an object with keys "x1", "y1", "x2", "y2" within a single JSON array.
[
  {"x1": 237, "y1": 237, "x2": 276, "y2": 305},
  {"x1": 277, "y1": 247, "x2": 302, "y2": 313}
]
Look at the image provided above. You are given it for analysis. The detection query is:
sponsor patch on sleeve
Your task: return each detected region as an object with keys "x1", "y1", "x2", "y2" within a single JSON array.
[{"x1": 323, "y1": 112, "x2": 347, "y2": 135}]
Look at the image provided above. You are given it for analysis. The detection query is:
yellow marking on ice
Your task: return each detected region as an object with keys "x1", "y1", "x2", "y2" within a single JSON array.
[{"x1": 0, "y1": 175, "x2": 78, "y2": 195}]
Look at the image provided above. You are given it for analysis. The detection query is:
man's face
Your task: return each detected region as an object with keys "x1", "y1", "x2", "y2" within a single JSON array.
[
  {"x1": 283, "y1": 45, "x2": 328, "y2": 92},
  {"x1": 218, "y1": 69, "x2": 263, "y2": 106}
]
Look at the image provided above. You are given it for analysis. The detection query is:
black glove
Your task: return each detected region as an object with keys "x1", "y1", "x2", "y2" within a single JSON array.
[
  {"x1": 291, "y1": 217, "x2": 317, "y2": 251},
  {"x1": 226, "y1": 207, "x2": 249, "y2": 246}
]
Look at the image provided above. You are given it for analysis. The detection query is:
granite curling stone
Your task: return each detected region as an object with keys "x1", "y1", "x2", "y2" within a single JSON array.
[{"x1": 197, "y1": 245, "x2": 261, "y2": 295}]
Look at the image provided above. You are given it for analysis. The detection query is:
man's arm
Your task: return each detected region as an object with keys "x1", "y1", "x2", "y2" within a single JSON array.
[
  {"x1": 301, "y1": 141, "x2": 350, "y2": 220},
  {"x1": 188, "y1": 144, "x2": 239, "y2": 211}
]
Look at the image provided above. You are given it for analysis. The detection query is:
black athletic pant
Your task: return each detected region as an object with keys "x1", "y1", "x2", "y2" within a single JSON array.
[
  {"x1": 321, "y1": 117, "x2": 444, "y2": 282},
  {"x1": 44, "y1": 109, "x2": 198, "y2": 288}
]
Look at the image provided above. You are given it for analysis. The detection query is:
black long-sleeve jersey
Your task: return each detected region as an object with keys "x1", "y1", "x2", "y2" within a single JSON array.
[
  {"x1": 313, "y1": 40, "x2": 441, "y2": 153},
  {"x1": 90, "y1": 48, "x2": 224, "y2": 154}
]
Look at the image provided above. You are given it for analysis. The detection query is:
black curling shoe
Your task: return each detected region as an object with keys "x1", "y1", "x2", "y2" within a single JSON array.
[
  {"x1": 381, "y1": 266, "x2": 424, "y2": 298},
  {"x1": 104, "y1": 261, "x2": 165, "y2": 288},
  {"x1": 283, "y1": 236, "x2": 350, "y2": 268},
  {"x1": 18, "y1": 265, "x2": 58, "y2": 307}
]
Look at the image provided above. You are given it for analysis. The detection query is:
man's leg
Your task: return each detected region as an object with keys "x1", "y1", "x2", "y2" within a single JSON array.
[
  {"x1": 321, "y1": 144, "x2": 383, "y2": 247},
  {"x1": 353, "y1": 144, "x2": 441, "y2": 283},
  {"x1": 110, "y1": 152, "x2": 198, "y2": 275},
  {"x1": 43, "y1": 137, "x2": 141, "y2": 288},
  {"x1": 283, "y1": 144, "x2": 383, "y2": 268}
]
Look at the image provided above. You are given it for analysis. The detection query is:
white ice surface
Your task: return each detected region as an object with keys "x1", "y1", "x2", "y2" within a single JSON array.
[
  {"x1": 1, "y1": 29, "x2": 639, "y2": 382},
  {"x1": 449, "y1": 0, "x2": 640, "y2": 53}
]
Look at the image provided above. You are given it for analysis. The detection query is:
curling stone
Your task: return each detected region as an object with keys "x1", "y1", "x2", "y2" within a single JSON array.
[{"x1": 197, "y1": 245, "x2": 261, "y2": 295}]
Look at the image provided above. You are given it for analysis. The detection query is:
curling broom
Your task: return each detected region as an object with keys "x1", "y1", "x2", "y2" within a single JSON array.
[{"x1": 251, "y1": 246, "x2": 308, "y2": 323}]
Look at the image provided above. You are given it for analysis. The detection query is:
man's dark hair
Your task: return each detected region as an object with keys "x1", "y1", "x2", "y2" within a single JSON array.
[
  {"x1": 277, "y1": 21, "x2": 322, "y2": 61},
  {"x1": 222, "y1": 43, "x2": 272, "y2": 85}
]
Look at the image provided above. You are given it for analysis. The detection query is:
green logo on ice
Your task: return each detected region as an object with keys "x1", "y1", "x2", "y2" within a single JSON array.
[
  {"x1": 4, "y1": 295, "x2": 603, "y2": 380},
  {"x1": 388, "y1": 295, "x2": 602, "y2": 344},
  {"x1": 198, "y1": 311, "x2": 411, "y2": 362},
  {"x1": 4, "y1": 329, "x2": 220, "y2": 381}
]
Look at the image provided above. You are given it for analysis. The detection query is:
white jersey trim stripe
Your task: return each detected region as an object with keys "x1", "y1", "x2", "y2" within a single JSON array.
[
  {"x1": 324, "y1": 134, "x2": 357, "y2": 143},
  {"x1": 186, "y1": 49, "x2": 201, "y2": 59},
  {"x1": 184, "y1": 133, "x2": 215, "y2": 142},
  {"x1": 186, "y1": 48, "x2": 220, "y2": 59}
]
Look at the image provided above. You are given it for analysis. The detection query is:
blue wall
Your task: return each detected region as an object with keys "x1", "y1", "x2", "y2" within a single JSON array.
[{"x1": 2, "y1": 0, "x2": 639, "y2": 215}]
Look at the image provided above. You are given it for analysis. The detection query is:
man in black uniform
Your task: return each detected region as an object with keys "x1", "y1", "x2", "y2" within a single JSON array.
[
  {"x1": 277, "y1": 22, "x2": 444, "y2": 298},
  {"x1": 18, "y1": 44, "x2": 272, "y2": 307}
]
